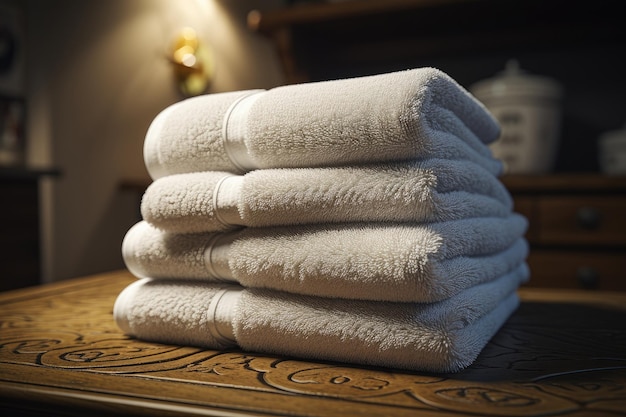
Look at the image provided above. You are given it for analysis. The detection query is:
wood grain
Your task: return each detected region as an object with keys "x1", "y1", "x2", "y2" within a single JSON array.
[{"x1": 1, "y1": 270, "x2": 625, "y2": 416}]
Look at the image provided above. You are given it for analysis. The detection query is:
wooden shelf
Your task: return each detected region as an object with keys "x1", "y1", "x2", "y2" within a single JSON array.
[
  {"x1": 119, "y1": 177, "x2": 151, "y2": 193},
  {"x1": 249, "y1": 0, "x2": 625, "y2": 84},
  {"x1": 0, "y1": 166, "x2": 61, "y2": 180},
  {"x1": 249, "y1": 0, "x2": 466, "y2": 33},
  {"x1": 501, "y1": 174, "x2": 626, "y2": 194}
]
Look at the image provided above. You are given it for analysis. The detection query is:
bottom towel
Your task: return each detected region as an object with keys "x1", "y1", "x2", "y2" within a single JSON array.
[{"x1": 114, "y1": 263, "x2": 528, "y2": 373}]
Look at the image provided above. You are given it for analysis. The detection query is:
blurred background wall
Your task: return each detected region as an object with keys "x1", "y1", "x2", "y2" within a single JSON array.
[
  {"x1": 2, "y1": 0, "x2": 623, "y2": 286},
  {"x1": 18, "y1": 0, "x2": 285, "y2": 282}
]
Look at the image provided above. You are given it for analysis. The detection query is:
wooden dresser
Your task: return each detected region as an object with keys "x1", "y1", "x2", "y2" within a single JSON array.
[
  {"x1": 0, "y1": 167, "x2": 60, "y2": 291},
  {"x1": 502, "y1": 174, "x2": 626, "y2": 291},
  {"x1": 1, "y1": 270, "x2": 626, "y2": 416}
]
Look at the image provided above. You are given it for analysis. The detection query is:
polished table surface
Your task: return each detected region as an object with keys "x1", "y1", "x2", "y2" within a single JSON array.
[{"x1": 1, "y1": 270, "x2": 625, "y2": 416}]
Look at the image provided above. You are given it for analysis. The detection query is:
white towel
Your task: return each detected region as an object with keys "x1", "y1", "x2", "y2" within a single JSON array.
[
  {"x1": 122, "y1": 215, "x2": 528, "y2": 302},
  {"x1": 142, "y1": 159, "x2": 513, "y2": 234},
  {"x1": 114, "y1": 263, "x2": 528, "y2": 373},
  {"x1": 144, "y1": 68, "x2": 502, "y2": 179}
]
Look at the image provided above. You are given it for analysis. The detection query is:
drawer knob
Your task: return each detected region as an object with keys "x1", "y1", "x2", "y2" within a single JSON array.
[
  {"x1": 576, "y1": 266, "x2": 599, "y2": 289},
  {"x1": 577, "y1": 207, "x2": 602, "y2": 229}
]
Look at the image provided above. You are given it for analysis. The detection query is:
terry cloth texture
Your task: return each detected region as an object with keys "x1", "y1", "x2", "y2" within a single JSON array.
[
  {"x1": 114, "y1": 264, "x2": 527, "y2": 374},
  {"x1": 117, "y1": 66, "x2": 530, "y2": 374},
  {"x1": 141, "y1": 159, "x2": 513, "y2": 234},
  {"x1": 122, "y1": 215, "x2": 528, "y2": 302},
  {"x1": 143, "y1": 68, "x2": 502, "y2": 179}
]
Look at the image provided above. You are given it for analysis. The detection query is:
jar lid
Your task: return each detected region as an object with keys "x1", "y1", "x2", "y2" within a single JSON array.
[
  {"x1": 599, "y1": 123, "x2": 626, "y2": 145},
  {"x1": 470, "y1": 60, "x2": 562, "y2": 100}
]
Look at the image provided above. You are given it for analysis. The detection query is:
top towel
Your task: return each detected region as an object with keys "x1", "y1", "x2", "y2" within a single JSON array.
[{"x1": 144, "y1": 68, "x2": 502, "y2": 179}]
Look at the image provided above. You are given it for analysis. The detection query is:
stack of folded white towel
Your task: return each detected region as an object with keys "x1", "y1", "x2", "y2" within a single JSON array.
[{"x1": 115, "y1": 68, "x2": 529, "y2": 373}]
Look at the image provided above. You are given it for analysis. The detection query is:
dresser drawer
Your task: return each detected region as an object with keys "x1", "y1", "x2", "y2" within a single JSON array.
[
  {"x1": 512, "y1": 196, "x2": 538, "y2": 241},
  {"x1": 535, "y1": 196, "x2": 626, "y2": 246},
  {"x1": 526, "y1": 249, "x2": 626, "y2": 290}
]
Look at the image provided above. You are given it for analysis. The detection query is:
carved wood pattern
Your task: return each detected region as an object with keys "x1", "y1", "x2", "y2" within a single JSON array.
[{"x1": 1, "y1": 271, "x2": 625, "y2": 416}]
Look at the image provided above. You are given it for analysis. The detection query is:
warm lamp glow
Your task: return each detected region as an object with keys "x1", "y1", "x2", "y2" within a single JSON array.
[{"x1": 170, "y1": 27, "x2": 214, "y2": 96}]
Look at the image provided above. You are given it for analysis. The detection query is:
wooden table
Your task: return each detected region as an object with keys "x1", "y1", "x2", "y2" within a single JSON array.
[{"x1": 1, "y1": 270, "x2": 625, "y2": 416}]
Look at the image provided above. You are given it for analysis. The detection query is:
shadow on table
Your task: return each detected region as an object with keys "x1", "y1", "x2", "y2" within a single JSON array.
[{"x1": 449, "y1": 301, "x2": 626, "y2": 382}]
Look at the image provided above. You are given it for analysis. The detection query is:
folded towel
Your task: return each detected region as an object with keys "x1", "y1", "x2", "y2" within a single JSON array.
[
  {"x1": 123, "y1": 215, "x2": 528, "y2": 302},
  {"x1": 142, "y1": 159, "x2": 513, "y2": 234},
  {"x1": 144, "y1": 68, "x2": 502, "y2": 179},
  {"x1": 114, "y1": 263, "x2": 528, "y2": 373}
]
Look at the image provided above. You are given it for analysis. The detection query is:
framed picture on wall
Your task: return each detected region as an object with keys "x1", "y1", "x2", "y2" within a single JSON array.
[
  {"x1": 0, "y1": 96, "x2": 25, "y2": 166},
  {"x1": 0, "y1": 3, "x2": 25, "y2": 96}
]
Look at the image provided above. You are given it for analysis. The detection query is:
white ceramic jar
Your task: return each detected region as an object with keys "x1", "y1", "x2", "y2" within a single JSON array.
[
  {"x1": 598, "y1": 124, "x2": 626, "y2": 175},
  {"x1": 470, "y1": 60, "x2": 562, "y2": 174}
]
